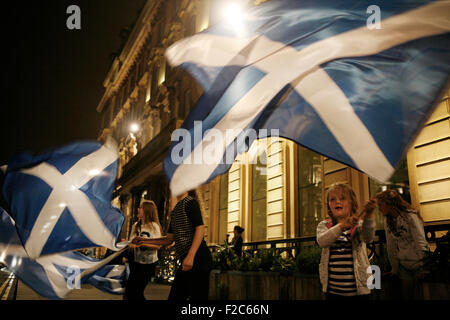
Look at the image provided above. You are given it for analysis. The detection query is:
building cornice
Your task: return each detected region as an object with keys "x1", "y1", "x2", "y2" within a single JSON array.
[{"x1": 96, "y1": 0, "x2": 164, "y2": 113}]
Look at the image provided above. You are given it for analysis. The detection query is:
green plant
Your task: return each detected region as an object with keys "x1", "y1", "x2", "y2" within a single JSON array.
[
  {"x1": 243, "y1": 251, "x2": 262, "y2": 271},
  {"x1": 295, "y1": 245, "x2": 322, "y2": 274},
  {"x1": 212, "y1": 244, "x2": 324, "y2": 276},
  {"x1": 212, "y1": 241, "x2": 241, "y2": 271},
  {"x1": 258, "y1": 249, "x2": 275, "y2": 271},
  {"x1": 271, "y1": 254, "x2": 296, "y2": 274}
]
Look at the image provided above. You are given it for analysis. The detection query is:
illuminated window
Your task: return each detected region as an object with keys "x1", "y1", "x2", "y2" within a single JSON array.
[
  {"x1": 251, "y1": 149, "x2": 267, "y2": 241},
  {"x1": 298, "y1": 146, "x2": 322, "y2": 236},
  {"x1": 158, "y1": 59, "x2": 166, "y2": 85},
  {"x1": 218, "y1": 172, "x2": 229, "y2": 244},
  {"x1": 146, "y1": 72, "x2": 151, "y2": 102}
]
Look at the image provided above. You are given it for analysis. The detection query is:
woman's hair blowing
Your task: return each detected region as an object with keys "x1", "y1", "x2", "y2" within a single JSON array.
[{"x1": 137, "y1": 200, "x2": 162, "y2": 235}]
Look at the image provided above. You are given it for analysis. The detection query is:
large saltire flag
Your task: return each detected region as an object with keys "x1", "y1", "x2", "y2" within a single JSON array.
[
  {"x1": 163, "y1": 0, "x2": 450, "y2": 196},
  {"x1": 0, "y1": 208, "x2": 128, "y2": 299},
  {"x1": 0, "y1": 139, "x2": 126, "y2": 259}
]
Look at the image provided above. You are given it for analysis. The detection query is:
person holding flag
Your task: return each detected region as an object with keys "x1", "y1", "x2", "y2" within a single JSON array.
[
  {"x1": 133, "y1": 190, "x2": 213, "y2": 300},
  {"x1": 124, "y1": 199, "x2": 163, "y2": 300}
]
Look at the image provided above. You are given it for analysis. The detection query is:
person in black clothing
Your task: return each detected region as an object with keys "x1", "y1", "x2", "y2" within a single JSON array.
[
  {"x1": 229, "y1": 226, "x2": 245, "y2": 256},
  {"x1": 137, "y1": 190, "x2": 212, "y2": 300}
]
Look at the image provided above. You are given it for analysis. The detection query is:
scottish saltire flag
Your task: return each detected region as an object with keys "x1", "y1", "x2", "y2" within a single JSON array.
[
  {"x1": 0, "y1": 139, "x2": 126, "y2": 258},
  {"x1": 86, "y1": 264, "x2": 129, "y2": 295},
  {"x1": 163, "y1": 0, "x2": 450, "y2": 196},
  {"x1": 0, "y1": 207, "x2": 128, "y2": 299}
]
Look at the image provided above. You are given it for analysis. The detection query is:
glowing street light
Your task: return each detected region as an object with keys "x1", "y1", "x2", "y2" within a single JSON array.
[
  {"x1": 130, "y1": 123, "x2": 139, "y2": 133},
  {"x1": 223, "y1": 2, "x2": 244, "y2": 35}
]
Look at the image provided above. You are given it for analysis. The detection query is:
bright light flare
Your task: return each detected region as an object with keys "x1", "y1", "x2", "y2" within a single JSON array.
[
  {"x1": 0, "y1": 251, "x2": 6, "y2": 264},
  {"x1": 223, "y1": 3, "x2": 244, "y2": 34},
  {"x1": 130, "y1": 123, "x2": 139, "y2": 133},
  {"x1": 225, "y1": 3, "x2": 243, "y2": 22},
  {"x1": 89, "y1": 169, "x2": 101, "y2": 176}
]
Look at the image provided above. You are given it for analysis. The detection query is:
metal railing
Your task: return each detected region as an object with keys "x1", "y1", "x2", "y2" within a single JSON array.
[{"x1": 209, "y1": 236, "x2": 317, "y2": 258}]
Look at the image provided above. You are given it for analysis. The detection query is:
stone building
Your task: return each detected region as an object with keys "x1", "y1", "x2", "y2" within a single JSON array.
[{"x1": 96, "y1": 0, "x2": 450, "y2": 248}]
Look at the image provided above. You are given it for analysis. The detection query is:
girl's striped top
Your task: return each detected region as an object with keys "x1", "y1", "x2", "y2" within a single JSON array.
[{"x1": 328, "y1": 230, "x2": 357, "y2": 296}]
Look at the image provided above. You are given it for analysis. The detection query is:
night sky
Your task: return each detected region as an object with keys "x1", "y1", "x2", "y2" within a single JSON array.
[{"x1": 2, "y1": 0, "x2": 146, "y2": 164}]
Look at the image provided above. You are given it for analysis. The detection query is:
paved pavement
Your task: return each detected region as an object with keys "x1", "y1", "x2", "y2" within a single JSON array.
[
  {"x1": 0, "y1": 267, "x2": 17, "y2": 300},
  {"x1": 15, "y1": 279, "x2": 171, "y2": 300}
]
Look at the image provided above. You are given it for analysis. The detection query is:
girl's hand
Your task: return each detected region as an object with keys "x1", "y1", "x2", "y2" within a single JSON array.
[
  {"x1": 363, "y1": 199, "x2": 377, "y2": 219},
  {"x1": 131, "y1": 237, "x2": 144, "y2": 244},
  {"x1": 340, "y1": 216, "x2": 359, "y2": 230},
  {"x1": 129, "y1": 243, "x2": 139, "y2": 249},
  {"x1": 182, "y1": 254, "x2": 194, "y2": 271}
]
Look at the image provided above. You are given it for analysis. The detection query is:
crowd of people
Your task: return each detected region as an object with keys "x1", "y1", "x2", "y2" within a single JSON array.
[{"x1": 118, "y1": 183, "x2": 430, "y2": 300}]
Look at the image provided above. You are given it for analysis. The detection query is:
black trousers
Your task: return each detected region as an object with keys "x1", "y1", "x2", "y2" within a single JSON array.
[
  {"x1": 125, "y1": 261, "x2": 157, "y2": 300},
  {"x1": 168, "y1": 267, "x2": 211, "y2": 300}
]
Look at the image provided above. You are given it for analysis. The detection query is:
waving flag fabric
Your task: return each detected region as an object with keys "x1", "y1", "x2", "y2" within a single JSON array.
[
  {"x1": 1, "y1": 139, "x2": 126, "y2": 258},
  {"x1": 86, "y1": 264, "x2": 129, "y2": 295},
  {"x1": 0, "y1": 207, "x2": 128, "y2": 299},
  {"x1": 163, "y1": 0, "x2": 450, "y2": 196}
]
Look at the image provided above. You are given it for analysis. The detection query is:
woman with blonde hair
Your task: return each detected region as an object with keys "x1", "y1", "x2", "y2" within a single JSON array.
[{"x1": 124, "y1": 199, "x2": 163, "y2": 300}]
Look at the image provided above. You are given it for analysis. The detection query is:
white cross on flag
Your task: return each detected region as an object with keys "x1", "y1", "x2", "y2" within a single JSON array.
[
  {"x1": 0, "y1": 139, "x2": 126, "y2": 258},
  {"x1": 163, "y1": 0, "x2": 450, "y2": 197}
]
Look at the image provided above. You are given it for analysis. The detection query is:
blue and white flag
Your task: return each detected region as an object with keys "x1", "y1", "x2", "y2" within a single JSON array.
[
  {"x1": 0, "y1": 207, "x2": 128, "y2": 299},
  {"x1": 86, "y1": 264, "x2": 129, "y2": 295},
  {"x1": 164, "y1": 0, "x2": 450, "y2": 196},
  {"x1": 1, "y1": 139, "x2": 126, "y2": 258}
]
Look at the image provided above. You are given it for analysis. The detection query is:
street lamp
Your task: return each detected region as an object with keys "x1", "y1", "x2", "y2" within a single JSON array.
[
  {"x1": 130, "y1": 123, "x2": 139, "y2": 133},
  {"x1": 223, "y1": 2, "x2": 245, "y2": 35}
]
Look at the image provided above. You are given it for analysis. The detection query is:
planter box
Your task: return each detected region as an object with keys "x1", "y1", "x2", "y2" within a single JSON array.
[
  {"x1": 294, "y1": 273, "x2": 324, "y2": 300},
  {"x1": 422, "y1": 281, "x2": 450, "y2": 300},
  {"x1": 209, "y1": 270, "x2": 450, "y2": 300},
  {"x1": 209, "y1": 270, "x2": 324, "y2": 300},
  {"x1": 365, "y1": 278, "x2": 450, "y2": 300}
]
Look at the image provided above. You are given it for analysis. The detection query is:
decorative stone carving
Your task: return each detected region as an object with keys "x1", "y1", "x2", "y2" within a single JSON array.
[
  {"x1": 118, "y1": 138, "x2": 127, "y2": 178},
  {"x1": 126, "y1": 133, "x2": 138, "y2": 159}
]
